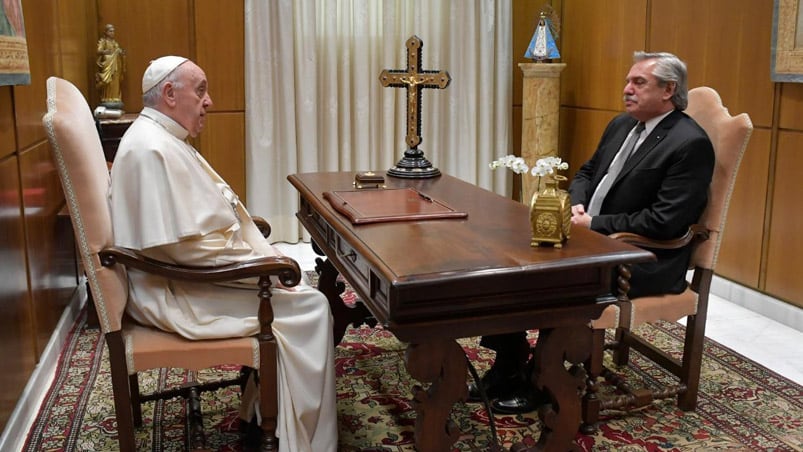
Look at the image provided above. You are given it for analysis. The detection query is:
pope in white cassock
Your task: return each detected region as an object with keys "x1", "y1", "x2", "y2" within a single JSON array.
[{"x1": 108, "y1": 56, "x2": 337, "y2": 451}]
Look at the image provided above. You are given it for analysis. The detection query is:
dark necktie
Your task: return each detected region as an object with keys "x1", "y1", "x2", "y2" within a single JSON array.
[{"x1": 587, "y1": 121, "x2": 645, "y2": 216}]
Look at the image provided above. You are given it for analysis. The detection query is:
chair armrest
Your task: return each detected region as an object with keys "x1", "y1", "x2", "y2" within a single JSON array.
[
  {"x1": 98, "y1": 246, "x2": 301, "y2": 288},
  {"x1": 251, "y1": 216, "x2": 272, "y2": 238},
  {"x1": 609, "y1": 224, "x2": 709, "y2": 250}
]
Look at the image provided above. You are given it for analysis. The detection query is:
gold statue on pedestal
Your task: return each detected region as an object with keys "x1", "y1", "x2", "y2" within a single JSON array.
[{"x1": 95, "y1": 23, "x2": 126, "y2": 111}]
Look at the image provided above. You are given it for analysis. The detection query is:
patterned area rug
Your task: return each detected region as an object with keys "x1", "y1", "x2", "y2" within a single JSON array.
[{"x1": 23, "y1": 273, "x2": 803, "y2": 451}]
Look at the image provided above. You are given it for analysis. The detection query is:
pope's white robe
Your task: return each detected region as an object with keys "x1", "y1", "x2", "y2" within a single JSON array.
[{"x1": 108, "y1": 107, "x2": 337, "y2": 451}]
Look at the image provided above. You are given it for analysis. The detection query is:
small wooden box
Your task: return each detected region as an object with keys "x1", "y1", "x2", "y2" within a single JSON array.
[{"x1": 353, "y1": 171, "x2": 385, "y2": 189}]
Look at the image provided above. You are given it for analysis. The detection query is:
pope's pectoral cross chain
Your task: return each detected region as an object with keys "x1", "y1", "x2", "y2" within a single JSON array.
[{"x1": 380, "y1": 35, "x2": 451, "y2": 151}]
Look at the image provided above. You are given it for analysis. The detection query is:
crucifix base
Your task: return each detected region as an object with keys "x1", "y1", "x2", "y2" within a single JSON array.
[{"x1": 387, "y1": 147, "x2": 441, "y2": 179}]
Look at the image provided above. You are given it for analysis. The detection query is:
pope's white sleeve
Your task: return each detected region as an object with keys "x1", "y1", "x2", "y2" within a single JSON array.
[{"x1": 143, "y1": 225, "x2": 264, "y2": 266}]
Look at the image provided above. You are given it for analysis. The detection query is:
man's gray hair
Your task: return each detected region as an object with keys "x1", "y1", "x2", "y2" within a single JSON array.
[
  {"x1": 633, "y1": 51, "x2": 688, "y2": 110},
  {"x1": 142, "y1": 67, "x2": 185, "y2": 107}
]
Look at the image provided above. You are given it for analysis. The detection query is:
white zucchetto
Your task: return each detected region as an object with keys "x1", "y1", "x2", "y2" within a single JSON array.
[{"x1": 141, "y1": 56, "x2": 188, "y2": 94}]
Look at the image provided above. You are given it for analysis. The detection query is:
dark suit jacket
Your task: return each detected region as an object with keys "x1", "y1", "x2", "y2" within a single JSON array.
[{"x1": 569, "y1": 110, "x2": 715, "y2": 298}]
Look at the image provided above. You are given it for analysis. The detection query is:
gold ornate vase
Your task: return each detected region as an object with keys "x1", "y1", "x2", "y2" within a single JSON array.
[{"x1": 530, "y1": 175, "x2": 571, "y2": 247}]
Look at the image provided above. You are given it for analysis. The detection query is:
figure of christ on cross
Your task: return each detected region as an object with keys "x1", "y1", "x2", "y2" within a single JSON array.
[{"x1": 380, "y1": 35, "x2": 451, "y2": 178}]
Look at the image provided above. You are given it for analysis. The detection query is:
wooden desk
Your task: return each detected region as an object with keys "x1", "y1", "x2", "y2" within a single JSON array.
[{"x1": 288, "y1": 172, "x2": 653, "y2": 451}]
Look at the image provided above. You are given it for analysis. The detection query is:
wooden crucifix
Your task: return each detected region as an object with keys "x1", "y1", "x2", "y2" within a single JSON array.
[{"x1": 380, "y1": 35, "x2": 451, "y2": 178}]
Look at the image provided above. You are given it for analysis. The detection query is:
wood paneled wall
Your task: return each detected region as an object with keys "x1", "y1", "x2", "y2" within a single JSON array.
[{"x1": 513, "y1": 0, "x2": 801, "y2": 310}]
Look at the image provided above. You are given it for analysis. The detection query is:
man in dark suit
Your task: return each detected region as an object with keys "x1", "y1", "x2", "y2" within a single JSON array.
[
  {"x1": 469, "y1": 51, "x2": 715, "y2": 414},
  {"x1": 570, "y1": 51, "x2": 714, "y2": 297}
]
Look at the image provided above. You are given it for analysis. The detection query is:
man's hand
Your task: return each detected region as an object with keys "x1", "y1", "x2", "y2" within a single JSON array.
[{"x1": 571, "y1": 204, "x2": 592, "y2": 228}]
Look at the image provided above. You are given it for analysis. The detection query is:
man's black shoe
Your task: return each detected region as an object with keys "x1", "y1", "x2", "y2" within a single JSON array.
[
  {"x1": 467, "y1": 366, "x2": 527, "y2": 403},
  {"x1": 490, "y1": 386, "x2": 550, "y2": 415},
  {"x1": 491, "y1": 394, "x2": 537, "y2": 414}
]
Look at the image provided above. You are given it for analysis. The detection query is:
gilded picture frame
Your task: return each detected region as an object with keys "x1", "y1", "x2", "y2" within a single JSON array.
[{"x1": 772, "y1": 0, "x2": 803, "y2": 82}]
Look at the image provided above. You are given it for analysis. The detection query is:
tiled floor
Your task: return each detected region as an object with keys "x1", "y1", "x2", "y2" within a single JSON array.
[
  {"x1": 686, "y1": 294, "x2": 803, "y2": 385},
  {"x1": 274, "y1": 242, "x2": 803, "y2": 386}
]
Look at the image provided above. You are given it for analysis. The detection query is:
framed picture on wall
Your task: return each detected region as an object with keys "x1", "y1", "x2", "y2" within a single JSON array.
[
  {"x1": 0, "y1": 0, "x2": 30, "y2": 86},
  {"x1": 772, "y1": 0, "x2": 803, "y2": 82}
]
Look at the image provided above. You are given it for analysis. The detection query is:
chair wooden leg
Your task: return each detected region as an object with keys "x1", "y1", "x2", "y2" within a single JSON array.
[
  {"x1": 259, "y1": 340, "x2": 279, "y2": 451},
  {"x1": 187, "y1": 385, "x2": 209, "y2": 451},
  {"x1": 581, "y1": 329, "x2": 606, "y2": 433},
  {"x1": 678, "y1": 312, "x2": 705, "y2": 410},
  {"x1": 129, "y1": 374, "x2": 143, "y2": 426},
  {"x1": 106, "y1": 331, "x2": 137, "y2": 452},
  {"x1": 612, "y1": 327, "x2": 631, "y2": 366}
]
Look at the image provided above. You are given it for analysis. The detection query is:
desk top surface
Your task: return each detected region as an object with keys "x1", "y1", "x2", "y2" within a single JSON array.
[
  {"x1": 290, "y1": 171, "x2": 652, "y2": 276},
  {"x1": 289, "y1": 171, "x2": 654, "y2": 334}
]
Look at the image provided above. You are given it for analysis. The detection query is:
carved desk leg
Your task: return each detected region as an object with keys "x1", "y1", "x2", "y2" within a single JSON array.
[
  {"x1": 314, "y1": 257, "x2": 373, "y2": 344},
  {"x1": 405, "y1": 339, "x2": 467, "y2": 452},
  {"x1": 580, "y1": 328, "x2": 606, "y2": 434},
  {"x1": 511, "y1": 325, "x2": 591, "y2": 452}
]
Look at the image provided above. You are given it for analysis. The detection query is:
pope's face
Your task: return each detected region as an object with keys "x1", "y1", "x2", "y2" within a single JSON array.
[
  {"x1": 622, "y1": 59, "x2": 675, "y2": 122},
  {"x1": 171, "y1": 62, "x2": 213, "y2": 137}
]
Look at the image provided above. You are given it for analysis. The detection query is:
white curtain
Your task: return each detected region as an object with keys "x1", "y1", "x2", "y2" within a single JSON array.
[{"x1": 245, "y1": 0, "x2": 512, "y2": 243}]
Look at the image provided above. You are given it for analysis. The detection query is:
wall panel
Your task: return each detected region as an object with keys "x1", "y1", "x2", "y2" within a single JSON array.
[
  {"x1": 20, "y1": 143, "x2": 75, "y2": 357},
  {"x1": 201, "y1": 112, "x2": 246, "y2": 206},
  {"x1": 559, "y1": 106, "x2": 619, "y2": 182},
  {"x1": 559, "y1": 0, "x2": 647, "y2": 111},
  {"x1": 0, "y1": 155, "x2": 36, "y2": 431},
  {"x1": 57, "y1": 1, "x2": 97, "y2": 97},
  {"x1": 716, "y1": 128, "x2": 771, "y2": 288},
  {"x1": 195, "y1": 0, "x2": 244, "y2": 112},
  {"x1": 650, "y1": 0, "x2": 774, "y2": 127},
  {"x1": 764, "y1": 131, "x2": 803, "y2": 308},
  {"x1": 778, "y1": 83, "x2": 803, "y2": 131}
]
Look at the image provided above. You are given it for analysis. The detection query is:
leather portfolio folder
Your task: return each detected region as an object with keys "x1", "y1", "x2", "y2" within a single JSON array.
[{"x1": 323, "y1": 188, "x2": 468, "y2": 224}]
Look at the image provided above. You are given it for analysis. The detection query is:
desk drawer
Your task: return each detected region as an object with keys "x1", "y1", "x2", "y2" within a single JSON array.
[
  {"x1": 300, "y1": 199, "x2": 336, "y2": 249},
  {"x1": 335, "y1": 237, "x2": 390, "y2": 318},
  {"x1": 296, "y1": 193, "x2": 389, "y2": 320},
  {"x1": 336, "y1": 237, "x2": 369, "y2": 284}
]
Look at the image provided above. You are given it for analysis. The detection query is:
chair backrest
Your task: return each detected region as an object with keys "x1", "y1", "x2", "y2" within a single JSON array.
[
  {"x1": 684, "y1": 87, "x2": 753, "y2": 271},
  {"x1": 43, "y1": 76, "x2": 127, "y2": 333}
]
